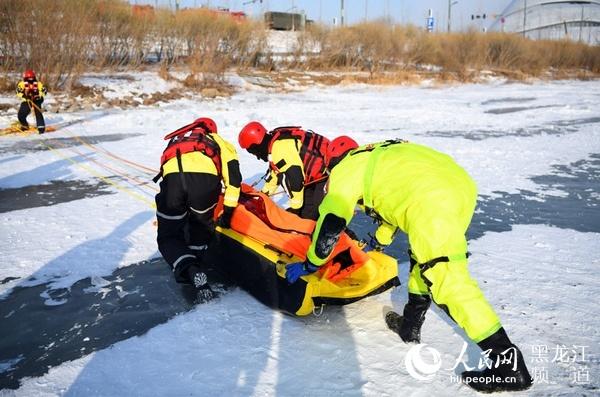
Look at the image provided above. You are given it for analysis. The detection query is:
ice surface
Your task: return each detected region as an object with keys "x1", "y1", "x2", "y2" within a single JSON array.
[{"x1": 0, "y1": 75, "x2": 598, "y2": 395}]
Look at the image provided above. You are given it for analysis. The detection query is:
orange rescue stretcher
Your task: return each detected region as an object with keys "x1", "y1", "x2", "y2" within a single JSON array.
[{"x1": 208, "y1": 184, "x2": 399, "y2": 316}]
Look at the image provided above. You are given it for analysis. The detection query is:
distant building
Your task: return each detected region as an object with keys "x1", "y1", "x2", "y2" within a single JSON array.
[
  {"x1": 138, "y1": 5, "x2": 247, "y2": 23},
  {"x1": 489, "y1": 0, "x2": 600, "y2": 45},
  {"x1": 212, "y1": 8, "x2": 247, "y2": 23},
  {"x1": 264, "y1": 12, "x2": 306, "y2": 31},
  {"x1": 132, "y1": 4, "x2": 155, "y2": 19}
]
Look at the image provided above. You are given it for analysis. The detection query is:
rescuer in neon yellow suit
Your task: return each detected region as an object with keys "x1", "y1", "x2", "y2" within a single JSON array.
[{"x1": 286, "y1": 137, "x2": 532, "y2": 393}]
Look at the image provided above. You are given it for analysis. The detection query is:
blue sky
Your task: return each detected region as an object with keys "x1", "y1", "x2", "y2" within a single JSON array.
[{"x1": 133, "y1": 1, "x2": 512, "y2": 31}]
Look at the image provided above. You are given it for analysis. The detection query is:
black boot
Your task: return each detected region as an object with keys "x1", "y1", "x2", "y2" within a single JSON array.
[
  {"x1": 386, "y1": 293, "x2": 431, "y2": 343},
  {"x1": 462, "y1": 328, "x2": 533, "y2": 393}
]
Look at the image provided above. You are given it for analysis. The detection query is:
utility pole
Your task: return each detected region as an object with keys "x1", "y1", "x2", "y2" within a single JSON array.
[
  {"x1": 291, "y1": 0, "x2": 295, "y2": 31},
  {"x1": 340, "y1": 0, "x2": 345, "y2": 27},
  {"x1": 319, "y1": 0, "x2": 322, "y2": 22},
  {"x1": 579, "y1": 5, "x2": 584, "y2": 42},
  {"x1": 523, "y1": 0, "x2": 527, "y2": 36},
  {"x1": 448, "y1": 0, "x2": 458, "y2": 32},
  {"x1": 385, "y1": 0, "x2": 390, "y2": 22}
]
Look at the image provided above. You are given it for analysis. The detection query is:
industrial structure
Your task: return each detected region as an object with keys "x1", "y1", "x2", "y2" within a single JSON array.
[
  {"x1": 264, "y1": 11, "x2": 306, "y2": 31},
  {"x1": 489, "y1": 0, "x2": 600, "y2": 44}
]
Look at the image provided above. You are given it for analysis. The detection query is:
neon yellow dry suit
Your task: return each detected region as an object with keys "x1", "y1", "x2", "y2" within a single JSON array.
[{"x1": 307, "y1": 140, "x2": 502, "y2": 343}]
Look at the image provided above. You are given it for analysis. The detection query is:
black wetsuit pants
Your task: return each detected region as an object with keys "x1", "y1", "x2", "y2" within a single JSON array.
[
  {"x1": 155, "y1": 172, "x2": 221, "y2": 283},
  {"x1": 299, "y1": 179, "x2": 327, "y2": 221},
  {"x1": 18, "y1": 99, "x2": 45, "y2": 134}
]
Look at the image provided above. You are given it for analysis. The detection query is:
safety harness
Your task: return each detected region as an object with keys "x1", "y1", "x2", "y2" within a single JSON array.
[
  {"x1": 268, "y1": 126, "x2": 330, "y2": 185},
  {"x1": 153, "y1": 122, "x2": 221, "y2": 184},
  {"x1": 18, "y1": 81, "x2": 43, "y2": 101},
  {"x1": 409, "y1": 249, "x2": 471, "y2": 288}
]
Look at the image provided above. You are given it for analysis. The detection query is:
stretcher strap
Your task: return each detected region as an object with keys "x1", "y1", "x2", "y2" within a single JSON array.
[{"x1": 419, "y1": 252, "x2": 471, "y2": 274}]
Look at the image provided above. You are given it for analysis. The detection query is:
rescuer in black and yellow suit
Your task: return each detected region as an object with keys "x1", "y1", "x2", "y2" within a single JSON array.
[
  {"x1": 286, "y1": 136, "x2": 533, "y2": 393},
  {"x1": 238, "y1": 121, "x2": 330, "y2": 220},
  {"x1": 155, "y1": 117, "x2": 241, "y2": 301},
  {"x1": 16, "y1": 69, "x2": 47, "y2": 134}
]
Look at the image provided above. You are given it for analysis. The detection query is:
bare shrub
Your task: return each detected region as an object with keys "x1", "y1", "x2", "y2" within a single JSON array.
[
  {"x1": 404, "y1": 29, "x2": 441, "y2": 66},
  {"x1": 0, "y1": 74, "x2": 16, "y2": 93},
  {"x1": 0, "y1": 0, "x2": 266, "y2": 91},
  {"x1": 305, "y1": 22, "x2": 393, "y2": 71},
  {"x1": 583, "y1": 46, "x2": 600, "y2": 73},
  {"x1": 434, "y1": 31, "x2": 487, "y2": 76},
  {"x1": 153, "y1": 9, "x2": 180, "y2": 65},
  {"x1": 300, "y1": 23, "x2": 599, "y2": 80},
  {"x1": 485, "y1": 33, "x2": 528, "y2": 70},
  {"x1": 158, "y1": 63, "x2": 172, "y2": 81},
  {"x1": 1, "y1": 0, "x2": 96, "y2": 88},
  {"x1": 1, "y1": 0, "x2": 597, "y2": 92}
]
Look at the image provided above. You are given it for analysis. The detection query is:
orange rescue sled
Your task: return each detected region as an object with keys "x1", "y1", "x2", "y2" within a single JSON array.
[{"x1": 207, "y1": 184, "x2": 399, "y2": 316}]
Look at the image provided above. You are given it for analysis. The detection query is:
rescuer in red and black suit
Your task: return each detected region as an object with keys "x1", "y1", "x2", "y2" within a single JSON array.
[
  {"x1": 155, "y1": 117, "x2": 242, "y2": 302},
  {"x1": 238, "y1": 121, "x2": 330, "y2": 221},
  {"x1": 16, "y1": 69, "x2": 47, "y2": 134}
]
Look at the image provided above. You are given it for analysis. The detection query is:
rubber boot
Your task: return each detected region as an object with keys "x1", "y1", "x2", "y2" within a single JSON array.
[
  {"x1": 386, "y1": 293, "x2": 432, "y2": 343},
  {"x1": 462, "y1": 327, "x2": 533, "y2": 393},
  {"x1": 399, "y1": 293, "x2": 431, "y2": 343}
]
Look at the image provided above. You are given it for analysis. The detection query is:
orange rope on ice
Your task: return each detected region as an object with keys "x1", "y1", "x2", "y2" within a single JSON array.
[
  {"x1": 70, "y1": 133, "x2": 158, "y2": 175},
  {"x1": 49, "y1": 138, "x2": 159, "y2": 196}
]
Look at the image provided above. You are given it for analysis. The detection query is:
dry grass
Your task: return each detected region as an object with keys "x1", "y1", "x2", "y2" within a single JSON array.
[
  {"x1": 0, "y1": 0, "x2": 598, "y2": 94},
  {"x1": 298, "y1": 22, "x2": 600, "y2": 80},
  {"x1": 0, "y1": 74, "x2": 16, "y2": 93},
  {"x1": 0, "y1": 0, "x2": 267, "y2": 90}
]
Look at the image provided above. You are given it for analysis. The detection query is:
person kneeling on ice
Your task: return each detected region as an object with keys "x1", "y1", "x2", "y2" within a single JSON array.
[
  {"x1": 16, "y1": 69, "x2": 47, "y2": 134},
  {"x1": 285, "y1": 136, "x2": 533, "y2": 393},
  {"x1": 238, "y1": 121, "x2": 329, "y2": 220},
  {"x1": 154, "y1": 117, "x2": 242, "y2": 302}
]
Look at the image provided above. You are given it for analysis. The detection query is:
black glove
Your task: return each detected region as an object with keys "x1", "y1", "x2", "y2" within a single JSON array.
[
  {"x1": 217, "y1": 206, "x2": 235, "y2": 229},
  {"x1": 286, "y1": 207, "x2": 302, "y2": 216},
  {"x1": 345, "y1": 227, "x2": 359, "y2": 241},
  {"x1": 365, "y1": 233, "x2": 385, "y2": 252},
  {"x1": 187, "y1": 264, "x2": 216, "y2": 303},
  {"x1": 187, "y1": 264, "x2": 208, "y2": 287}
]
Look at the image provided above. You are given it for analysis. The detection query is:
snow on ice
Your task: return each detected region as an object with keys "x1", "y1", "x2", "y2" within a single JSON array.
[{"x1": 0, "y1": 74, "x2": 599, "y2": 396}]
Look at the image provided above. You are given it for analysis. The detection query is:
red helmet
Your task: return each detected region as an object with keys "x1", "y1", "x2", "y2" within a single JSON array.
[
  {"x1": 194, "y1": 117, "x2": 217, "y2": 134},
  {"x1": 326, "y1": 136, "x2": 359, "y2": 168},
  {"x1": 23, "y1": 69, "x2": 36, "y2": 80},
  {"x1": 239, "y1": 121, "x2": 267, "y2": 149}
]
